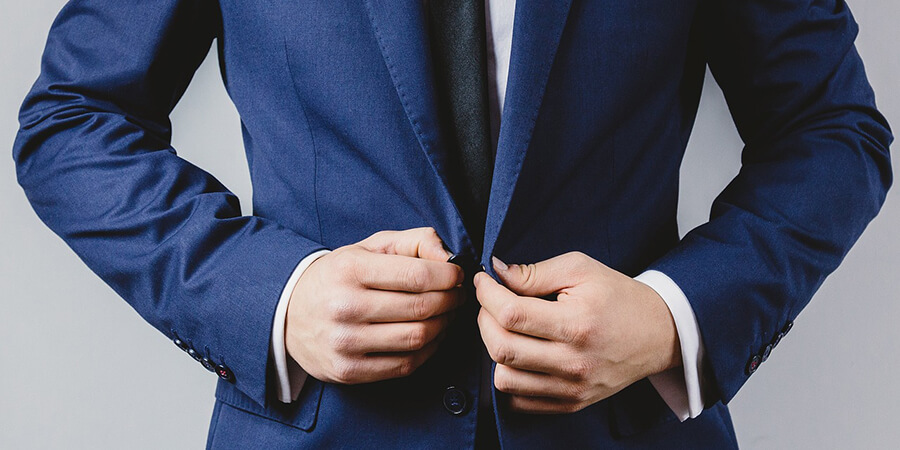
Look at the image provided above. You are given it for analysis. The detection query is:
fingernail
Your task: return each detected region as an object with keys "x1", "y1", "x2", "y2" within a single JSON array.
[
  {"x1": 492, "y1": 256, "x2": 508, "y2": 272},
  {"x1": 441, "y1": 241, "x2": 455, "y2": 259}
]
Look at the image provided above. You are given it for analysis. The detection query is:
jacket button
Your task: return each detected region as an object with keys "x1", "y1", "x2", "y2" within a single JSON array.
[
  {"x1": 448, "y1": 253, "x2": 481, "y2": 280},
  {"x1": 443, "y1": 386, "x2": 468, "y2": 415},
  {"x1": 761, "y1": 344, "x2": 773, "y2": 362},
  {"x1": 746, "y1": 354, "x2": 761, "y2": 375},
  {"x1": 216, "y1": 363, "x2": 235, "y2": 382}
]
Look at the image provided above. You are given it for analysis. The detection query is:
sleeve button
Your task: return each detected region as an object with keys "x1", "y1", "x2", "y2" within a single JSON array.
[
  {"x1": 215, "y1": 363, "x2": 235, "y2": 382},
  {"x1": 772, "y1": 332, "x2": 784, "y2": 348},
  {"x1": 187, "y1": 348, "x2": 203, "y2": 363},
  {"x1": 761, "y1": 344, "x2": 773, "y2": 362},
  {"x1": 746, "y1": 354, "x2": 761, "y2": 375},
  {"x1": 201, "y1": 357, "x2": 217, "y2": 372},
  {"x1": 173, "y1": 338, "x2": 190, "y2": 353},
  {"x1": 781, "y1": 321, "x2": 793, "y2": 335}
]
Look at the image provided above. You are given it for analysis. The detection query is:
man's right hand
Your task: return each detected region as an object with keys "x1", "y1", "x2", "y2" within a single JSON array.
[{"x1": 285, "y1": 227, "x2": 465, "y2": 384}]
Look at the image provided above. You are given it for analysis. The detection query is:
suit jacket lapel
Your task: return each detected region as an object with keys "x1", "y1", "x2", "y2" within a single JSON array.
[
  {"x1": 364, "y1": 0, "x2": 483, "y2": 252},
  {"x1": 482, "y1": 0, "x2": 573, "y2": 267},
  {"x1": 363, "y1": 0, "x2": 441, "y2": 161},
  {"x1": 363, "y1": 0, "x2": 573, "y2": 259}
]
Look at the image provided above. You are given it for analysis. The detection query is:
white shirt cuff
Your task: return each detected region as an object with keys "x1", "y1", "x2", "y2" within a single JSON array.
[
  {"x1": 636, "y1": 269, "x2": 706, "y2": 421},
  {"x1": 271, "y1": 249, "x2": 331, "y2": 403}
]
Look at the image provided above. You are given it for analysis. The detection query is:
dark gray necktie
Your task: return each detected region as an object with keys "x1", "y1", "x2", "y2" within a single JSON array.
[{"x1": 428, "y1": 0, "x2": 494, "y2": 252}]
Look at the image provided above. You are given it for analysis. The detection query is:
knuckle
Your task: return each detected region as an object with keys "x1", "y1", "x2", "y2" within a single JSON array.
[
  {"x1": 328, "y1": 327, "x2": 356, "y2": 353},
  {"x1": 328, "y1": 298, "x2": 358, "y2": 322},
  {"x1": 420, "y1": 226, "x2": 439, "y2": 239},
  {"x1": 564, "y1": 383, "x2": 587, "y2": 403},
  {"x1": 411, "y1": 294, "x2": 431, "y2": 320},
  {"x1": 333, "y1": 252, "x2": 358, "y2": 281},
  {"x1": 568, "y1": 251, "x2": 590, "y2": 263},
  {"x1": 565, "y1": 402, "x2": 586, "y2": 414},
  {"x1": 493, "y1": 342, "x2": 516, "y2": 366},
  {"x1": 407, "y1": 325, "x2": 429, "y2": 350},
  {"x1": 403, "y1": 265, "x2": 430, "y2": 291},
  {"x1": 520, "y1": 263, "x2": 539, "y2": 289},
  {"x1": 564, "y1": 358, "x2": 591, "y2": 381},
  {"x1": 332, "y1": 358, "x2": 359, "y2": 384},
  {"x1": 567, "y1": 251, "x2": 593, "y2": 273},
  {"x1": 497, "y1": 302, "x2": 524, "y2": 330},
  {"x1": 565, "y1": 321, "x2": 592, "y2": 346},
  {"x1": 395, "y1": 356, "x2": 417, "y2": 377}
]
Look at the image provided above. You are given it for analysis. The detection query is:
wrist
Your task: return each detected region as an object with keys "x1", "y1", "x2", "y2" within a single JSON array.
[
  {"x1": 638, "y1": 280, "x2": 682, "y2": 376},
  {"x1": 274, "y1": 249, "x2": 330, "y2": 402}
]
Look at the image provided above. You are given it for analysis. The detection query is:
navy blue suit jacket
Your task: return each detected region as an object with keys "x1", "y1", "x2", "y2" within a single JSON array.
[{"x1": 14, "y1": 0, "x2": 892, "y2": 447}]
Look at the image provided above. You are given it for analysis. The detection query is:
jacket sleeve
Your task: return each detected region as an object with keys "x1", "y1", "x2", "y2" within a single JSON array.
[
  {"x1": 12, "y1": 0, "x2": 326, "y2": 408},
  {"x1": 648, "y1": 0, "x2": 892, "y2": 405}
]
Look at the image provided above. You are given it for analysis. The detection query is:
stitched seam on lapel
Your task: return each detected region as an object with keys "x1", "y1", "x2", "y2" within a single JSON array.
[
  {"x1": 362, "y1": 0, "x2": 476, "y2": 254},
  {"x1": 362, "y1": 1, "x2": 424, "y2": 157}
]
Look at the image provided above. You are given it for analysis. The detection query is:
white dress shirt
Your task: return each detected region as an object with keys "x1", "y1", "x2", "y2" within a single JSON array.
[{"x1": 271, "y1": 0, "x2": 707, "y2": 422}]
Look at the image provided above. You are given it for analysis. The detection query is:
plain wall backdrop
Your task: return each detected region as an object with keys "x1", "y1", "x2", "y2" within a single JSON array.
[{"x1": 1, "y1": 1, "x2": 897, "y2": 448}]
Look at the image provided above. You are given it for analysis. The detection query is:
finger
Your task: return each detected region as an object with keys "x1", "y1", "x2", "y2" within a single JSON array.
[
  {"x1": 492, "y1": 252, "x2": 597, "y2": 297},
  {"x1": 477, "y1": 308, "x2": 565, "y2": 374},
  {"x1": 361, "y1": 288, "x2": 464, "y2": 323},
  {"x1": 354, "y1": 252, "x2": 464, "y2": 292},
  {"x1": 348, "y1": 314, "x2": 452, "y2": 353},
  {"x1": 493, "y1": 364, "x2": 582, "y2": 401},
  {"x1": 474, "y1": 272, "x2": 569, "y2": 340},
  {"x1": 357, "y1": 227, "x2": 452, "y2": 262},
  {"x1": 334, "y1": 339, "x2": 441, "y2": 384},
  {"x1": 507, "y1": 395, "x2": 584, "y2": 414}
]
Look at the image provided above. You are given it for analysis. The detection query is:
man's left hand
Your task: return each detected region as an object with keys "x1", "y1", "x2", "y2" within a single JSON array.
[{"x1": 474, "y1": 252, "x2": 681, "y2": 414}]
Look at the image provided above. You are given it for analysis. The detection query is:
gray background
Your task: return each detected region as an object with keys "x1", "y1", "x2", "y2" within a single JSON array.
[{"x1": 1, "y1": 1, "x2": 897, "y2": 448}]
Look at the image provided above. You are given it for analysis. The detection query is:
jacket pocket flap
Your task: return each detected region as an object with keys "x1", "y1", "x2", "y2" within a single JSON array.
[{"x1": 214, "y1": 377, "x2": 325, "y2": 432}]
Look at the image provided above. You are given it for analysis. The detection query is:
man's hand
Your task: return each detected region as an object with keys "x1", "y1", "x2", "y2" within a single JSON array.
[
  {"x1": 475, "y1": 252, "x2": 681, "y2": 414},
  {"x1": 286, "y1": 227, "x2": 465, "y2": 384}
]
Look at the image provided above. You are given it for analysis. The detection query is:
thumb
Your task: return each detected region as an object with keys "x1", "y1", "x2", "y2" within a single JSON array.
[
  {"x1": 492, "y1": 252, "x2": 586, "y2": 297},
  {"x1": 357, "y1": 227, "x2": 453, "y2": 262}
]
